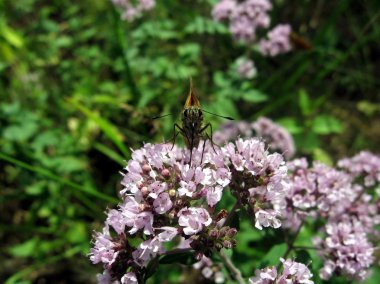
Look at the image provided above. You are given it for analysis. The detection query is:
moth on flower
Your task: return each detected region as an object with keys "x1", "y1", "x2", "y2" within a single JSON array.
[{"x1": 155, "y1": 79, "x2": 233, "y2": 165}]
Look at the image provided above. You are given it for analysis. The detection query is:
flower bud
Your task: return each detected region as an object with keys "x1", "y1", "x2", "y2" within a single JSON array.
[
  {"x1": 223, "y1": 240, "x2": 232, "y2": 249},
  {"x1": 142, "y1": 164, "x2": 151, "y2": 173},
  {"x1": 161, "y1": 168, "x2": 170, "y2": 178},
  {"x1": 209, "y1": 229, "x2": 219, "y2": 239},
  {"x1": 226, "y1": 228, "x2": 238, "y2": 238},
  {"x1": 219, "y1": 226, "x2": 229, "y2": 238},
  {"x1": 169, "y1": 189, "x2": 176, "y2": 197},
  {"x1": 141, "y1": 186, "x2": 149, "y2": 196}
]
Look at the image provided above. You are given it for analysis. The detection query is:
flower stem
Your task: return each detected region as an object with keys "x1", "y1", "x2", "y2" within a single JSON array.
[
  {"x1": 223, "y1": 200, "x2": 241, "y2": 227},
  {"x1": 111, "y1": 5, "x2": 141, "y2": 100},
  {"x1": 219, "y1": 249, "x2": 245, "y2": 284},
  {"x1": 278, "y1": 220, "x2": 305, "y2": 268}
]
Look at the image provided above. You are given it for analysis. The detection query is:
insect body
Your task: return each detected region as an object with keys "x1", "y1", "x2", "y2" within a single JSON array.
[{"x1": 171, "y1": 80, "x2": 216, "y2": 165}]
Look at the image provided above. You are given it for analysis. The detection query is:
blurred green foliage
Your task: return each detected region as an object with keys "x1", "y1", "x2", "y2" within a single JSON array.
[{"x1": 1, "y1": 0, "x2": 379, "y2": 283}]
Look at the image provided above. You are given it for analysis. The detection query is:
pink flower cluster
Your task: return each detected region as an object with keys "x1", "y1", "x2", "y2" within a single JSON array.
[
  {"x1": 314, "y1": 219, "x2": 374, "y2": 281},
  {"x1": 212, "y1": 0, "x2": 272, "y2": 43},
  {"x1": 236, "y1": 58, "x2": 257, "y2": 79},
  {"x1": 111, "y1": 0, "x2": 155, "y2": 22},
  {"x1": 259, "y1": 24, "x2": 292, "y2": 56},
  {"x1": 212, "y1": 0, "x2": 292, "y2": 57},
  {"x1": 249, "y1": 258, "x2": 314, "y2": 284},
  {"x1": 90, "y1": 138, "x2": 290, "y2": 283},
  {"x1": 223, "y1": 138, "x2": 289, "y2": 230},
  {"x1": 338, "y1": 151, "x2": 380, "y2": 187},
  {"x1": 283, "y1": 158, "x2": 359, "y2": 227},
  {"x1": 284, "y1": 154, "x2": 380, "y2": 281},
  {"x1": 213, "y1": 117, "x2": 295, "y2": 159}
]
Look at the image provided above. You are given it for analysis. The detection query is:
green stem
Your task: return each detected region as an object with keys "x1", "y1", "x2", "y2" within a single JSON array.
[
  {"x1": 0, "y1": 152, "x2": 118, "y2": 204},
  {"x1": 279, "y1": 220, "x2": 305, "y2": 266},
  {"x1": 112, "y1": 6, "x2": 141, "y2": 101},
  {"x1": 219, "y1": 249, "x2": 245, "y2": 284}
]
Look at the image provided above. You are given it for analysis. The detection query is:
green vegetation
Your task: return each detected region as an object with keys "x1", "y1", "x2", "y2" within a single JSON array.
[{"x1": 1, "y1": 0, "x2": 379, "y2": 283}]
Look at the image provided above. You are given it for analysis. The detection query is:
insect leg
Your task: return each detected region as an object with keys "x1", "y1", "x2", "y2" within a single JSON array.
[
  {"x1": 200, "y1": 139, "x2": 207, "y2": 164},
  {"x1": 170, "y1": 123, "x2": 184, "y2": 150},
  {"x1": 200, "y1": 123, "x2": 217, "y2": 154}
]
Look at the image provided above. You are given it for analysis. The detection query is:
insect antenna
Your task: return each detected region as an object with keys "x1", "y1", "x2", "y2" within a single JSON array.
[
  {"x1": 151, "y1": 113, "x2": 173, "y2": 120},
  {"x1": 201, "y1": 109, "x2": 234, "y2": 120}
]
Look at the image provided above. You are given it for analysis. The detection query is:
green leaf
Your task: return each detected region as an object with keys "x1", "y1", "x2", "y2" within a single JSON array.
[
  {"x1": 312, "y1": 148, "x2": 333, "y2": 166},
  {"x1": 0, "y1": 21, "x2": 24, "y2": 48},
  {"x1": 261, "y1": 244, "x2": 287, "y2": 267},
  {"x1": 241, "y1": 90, "x2": 268, "y2": 103},
  {"x1": 66, "y1": 97, "x2": 130, "y2": 158},
  {"x1": 25, "y1": 181, "x2": 46, "y2": 196},
  {"x1": 159, "y1": 252, "x2": 197, "y2": 265},
  {"x1": 3, "y1": 122, "x2": 38, "y2": 142},
  {"x1": 277, "y1": 118, "x2": 303, "y2": 134},
  {"x1": 312, "y1": 115, "x2": 343, "y2": 135},
  {"x1": 8, "y1": 238, "x2": 39, "y2": 258},
  {"x1": 65, "y1": 222, "x2": 88, "y2": 244},
  {"x1": 298, "y1": 89, "x2": 312, "y2": 116}
]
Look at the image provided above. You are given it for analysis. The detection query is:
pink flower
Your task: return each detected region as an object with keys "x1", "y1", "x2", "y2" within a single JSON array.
[
  {"x1": 121, "y1": 272, "x2": 138, "y2": 284},
  {"x1": 338, "y1": 151, "x2": 380, "y2": 187},
  {"x1": 212, "y1": 0, "x2": 237, "y2": 21},
  {"x1": 178, "y1": 207, "x2": 212, "y2": 235},
  {"x1": 318, "y1": 218, "x2": 374, "y2": 281},
  {"x1": 278, "y1": 258, "x2": 314, "y2": 284},
  {"x1": 259, "y1": 24, "x2": 292, "y2": 57},
  {"x1": 255, "y1": 209, "x2": 281, "y2": 230},
  {"x1": 249, "y1": 266, "x2": 277, "y2": 284},
  {"x1": 112, "y1": 0, "x2": 156, "y2": 22},
  {"x1": 249, "y1": 259, "x2": 314, "y2": 284},
  {"x1": 132, "y1": 237, "x2": 165, "y2": 267},
  {"x1": 89, "y1": 227, "x2": 119, "y2": 266},
  {"x1": 153, "y1": 192, "x2": 173, "y2": 214},
  {"x1": 237, "y1": 58, "x2": 257, "y2": 79}
]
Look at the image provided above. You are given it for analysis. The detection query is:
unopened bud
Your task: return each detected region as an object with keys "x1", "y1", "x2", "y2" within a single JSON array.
[
  {"x1": 141, "y1": 186, "x2": 149, "y2": 196},
  {"x1": 226, "y1": 228, "x2": 238, "y2": 238},
  {"x1": 209, "y1": 229, "x2": 219, "y2": 239},
  {"x1": 219, "y1": 227, "x2": 229, "y2": 238},
  {"x1": 169, "y1": 189, "x2": 176, "y2": 197},
  {"x1": 161, "y1": 168, "x2": 170, "y2": 178},
  {"x1": 223, "y1": 240, "x2": 232, "y2": 249},
  {"x1": 142, "y1": 164, "x2": 151, "y2": 173}
]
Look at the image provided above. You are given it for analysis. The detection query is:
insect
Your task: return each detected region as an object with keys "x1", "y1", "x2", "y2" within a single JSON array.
[
  {"x1": 290, "y1": 32, "x2": 312, "y2": 51},
  {"x1": 170, "y1": 79, "x2": 233, "y2": 165}
]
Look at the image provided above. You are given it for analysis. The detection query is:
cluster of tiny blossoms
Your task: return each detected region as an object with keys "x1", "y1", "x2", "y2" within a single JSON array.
[
  {"x1": 214, "y1": 117, "x2": 295, "y2": 159},
  {"x1": 338, "y1": 151, "x2": 380, "y2": 187},
  {"x1": 249, "y1": 258, "x2": 314, "y2": 284},
  {"x1": 90, "y1": 138, "x2": 289, "y2": 283},
  {"x1": 111, "y1": 0, "x2": 155, "y2": 22},
  {"x1": 284, "y1": 155, "x2": 380, "y2": 281},
  {"x1": 212, "y1": 0, "x2": 292, "y2": 56}
]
